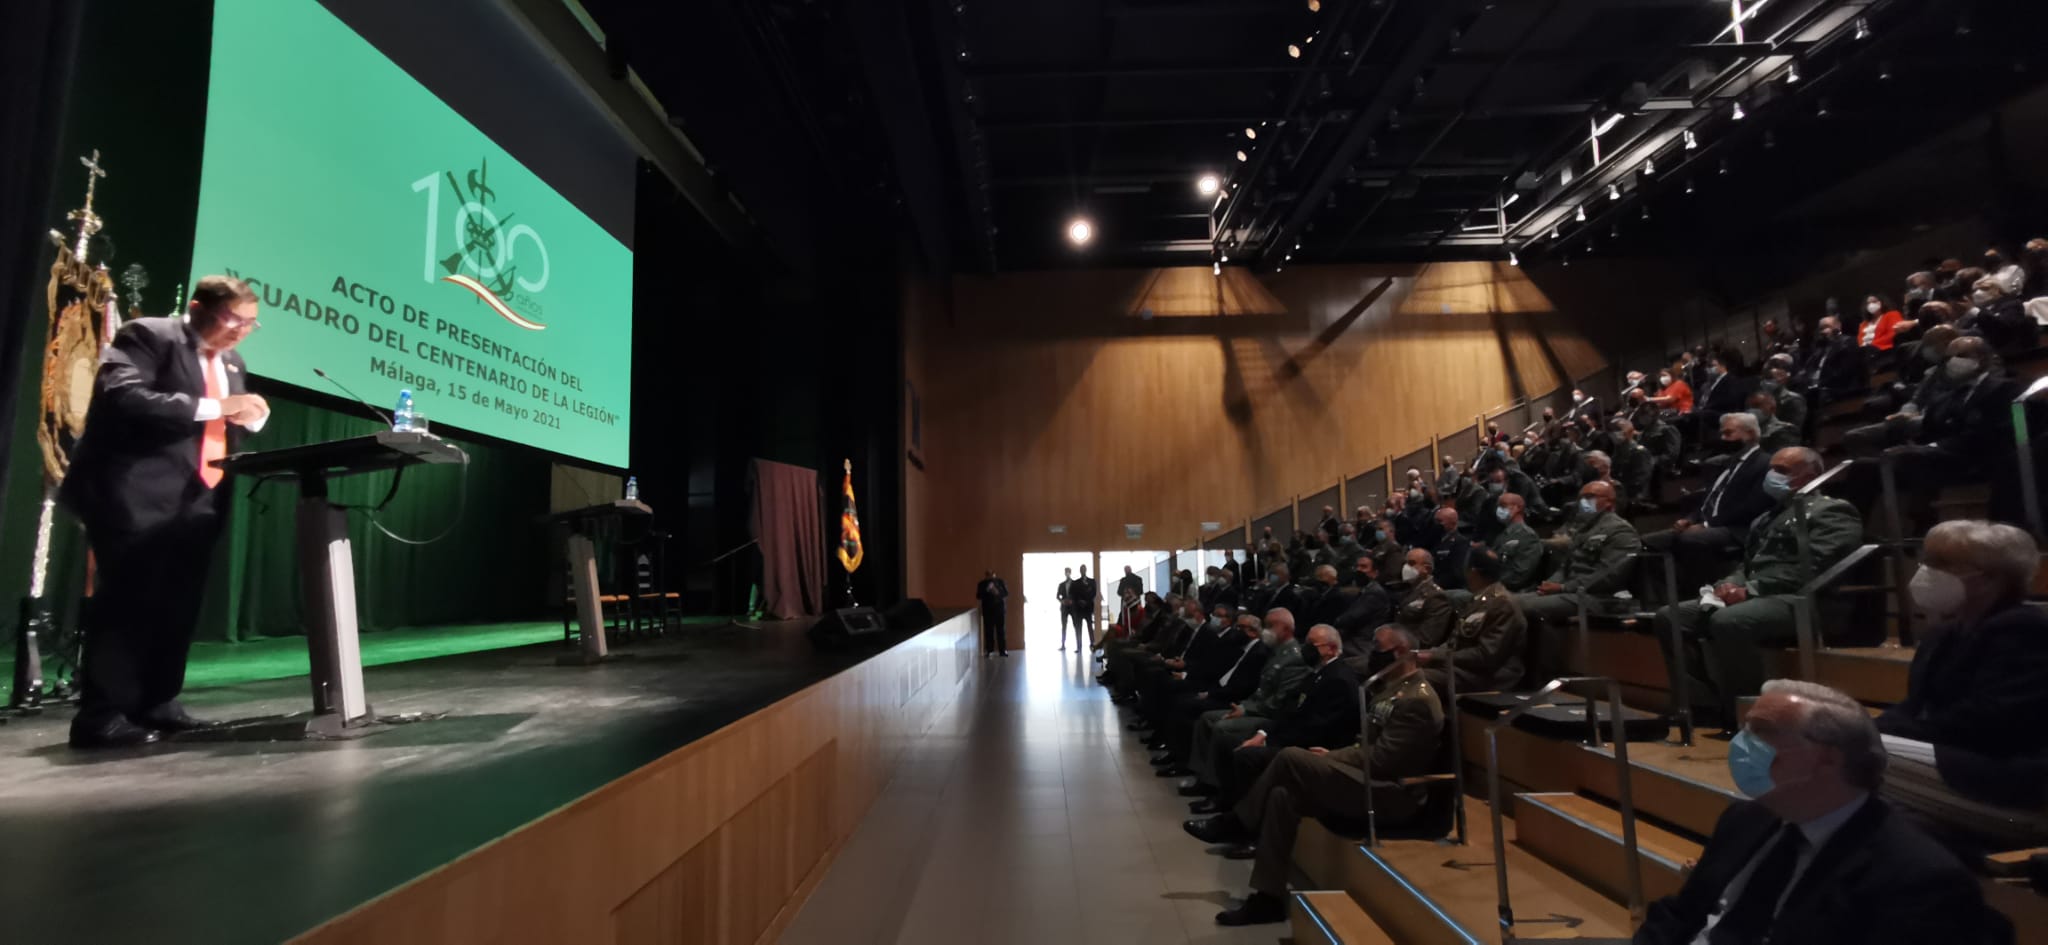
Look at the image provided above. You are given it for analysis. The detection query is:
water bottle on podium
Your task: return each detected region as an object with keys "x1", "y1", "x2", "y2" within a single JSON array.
[
  {"x1": 624, "y1": 476, "x2": 639, "y2": 502},
  {"x1": 393, "y1": 389, "x2": 415, "y2": 432}
]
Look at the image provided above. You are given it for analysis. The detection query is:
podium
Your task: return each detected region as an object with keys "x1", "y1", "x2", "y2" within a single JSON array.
[
  {"x1": 541, "y1": 499, "x2": 653, "y2": 663},
  {"x1": 215, "y1": 431, "x2": 468, "y2": 734}
]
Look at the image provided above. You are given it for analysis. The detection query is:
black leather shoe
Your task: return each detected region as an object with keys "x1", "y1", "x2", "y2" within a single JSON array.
[
  {"x1": 1156, "y1": 765, "x2": 1193, "y2": 778},
  {"x1": 69, "y1": 714, "x2": 161, "y2": 749},
  {"x1": 1125, "y1": 722, "x2": 1150, "y2": 732},
  {"x1": 1215, "y1": 892, "x2": 1286, "y2": 926},
  {"x1": 137, "y1": 701, "x2": 221, "y2": 733},
  {"x1": 1189, "y1": 799, "x2": 1222, "y2": 815},
  {"x1": 1182, "y1": 815, "x2": 1250, "y2": 845},
  {"x1": 1177, "y1": 781, "x2": 1216, "y2": 797},
  {"x1": 1222, "y1": 843, "x2": 1257, "y2": 860}
]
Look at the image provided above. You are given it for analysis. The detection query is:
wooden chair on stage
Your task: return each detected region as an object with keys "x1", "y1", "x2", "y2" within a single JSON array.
[
  {"x1": 633, "y1": 544, "x2": 683, "y2": 636},
  {"x1": 562, "y1": 565, "x2": 634, "y2": 646}
]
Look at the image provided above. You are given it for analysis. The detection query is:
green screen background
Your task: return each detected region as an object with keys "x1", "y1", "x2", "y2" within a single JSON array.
[{"x1": 191, "y1": 0, "x2": 634, "y2": 467}]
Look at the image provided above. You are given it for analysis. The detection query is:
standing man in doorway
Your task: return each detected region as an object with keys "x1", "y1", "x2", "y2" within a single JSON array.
[
  {"x1": 976, "y1": 569, "x2": 1010, "y2": 657},
  {"x1": 1066, "y1": 565, "x2": 1100, "y2": 650},
  {"x1": 1117, "y1": 565, "x2": 1144, "y2": 626},
  {"x1": 60, "y1": 275, "x2": 271, "y2": 748}
]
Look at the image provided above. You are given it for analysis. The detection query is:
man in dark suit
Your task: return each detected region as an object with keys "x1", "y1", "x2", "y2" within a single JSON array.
[
  {"x1": 1795, "y1": 315, "x2": 1868, "y2": 406},
  {"x1": 1187, "y1": 624, "x2": 1362, "y2": 813},
  {"x1": 60, "y1": 275, "x2": 270, "y2": 748},
  {"x1": 1643, "y1": 412, "x2": 1775, "y2": 591},
  {"x1": 1331, "y1": 555, "x2": 1392, "y2": 658},
  {"x1": 975, "y1": 570, "x2": 1009, "y2": 657},
  {"x1": 1067, "y1": 565, "x2": 1099, "y2": 649},
  {"x1": 1635, "y1": 680, "x2": 2006, "y2": 945}
]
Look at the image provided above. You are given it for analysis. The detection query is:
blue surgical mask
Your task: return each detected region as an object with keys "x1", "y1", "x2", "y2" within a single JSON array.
[
  {"x1": 1762, "y1": 470, "x2": 1793, "y2": 501},
  {"x1": 1727, "y1": 729, "x2": 1777, "y2": 798},
  {"x1": 1373, "y1": 530, "x2": 1386, "y2": 543},
  {"x1": 1578, "y1": 497, "x2": 1597, "y2": 517},
  {"x1": 1495, "y1": 505, "x2": 1511, "y2": 523}
]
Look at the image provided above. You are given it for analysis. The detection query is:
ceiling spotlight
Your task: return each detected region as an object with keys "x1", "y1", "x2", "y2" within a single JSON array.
[
  {"x1": 1786, "y1": 63, "x2": 1802, "y2": 84},
  {"x1": 1685, "y1": 179, "x2": 1695, "y2": 194},
  {"x1": 1609, "y1": 224, "x2": 1619, "y2": 238},
  {"x1": 1575, "y1": 206, "x2": 1587, "y2": 222},
  {"x1": 1608, "y1": 184, "x2": 1621, "y2": 201},
  {"x1": 1642, "y1": 158, "x2": 1656, "y2": 177},
  {"x1": 1817, "y1": 98, "x2": 1832, "y2": 117},
  {"x1": 1879, "y1": 61, "x2": 1893, "y2": 80},
  {"x1": 1197, "y1": 173, "x2": 1221, "y2": 196},
  {"x1": 1284, "y1": 252, "x2": 1293, "y2": 261},
  {"x1": 1562, "y1": 255, "x2": 1571, "y2": 267},
  {"x1": 1236, "y1": 150, "x2": 1249, "y2": 162},
  {"x1": 1503, "y1": 192, "x2": 1521, "y2": 208},
  {"x1": 1640, "y1": 206, "x2": 1650, "y2": 221},
  {"x1": 1731, "y1": 101, "x2": 1747, "y2": 121},
  {"x1": 1065, "y1": 217, "x2": 1094, "y2": 246},
  {"x1": 1287, "y1": 43, "x2": 1302, "y2": 59},
  {"x1": 1764, "y1": 131, "x2": 1777, "y2": 150},
  {"x1": 1244, "y1": 127, "x2": 1257, "y2": 140},
  {"x1": 1684, "y1": 129, "x2": 1698, "y2": 150},
  {"x1": 1549, "y1": 227, "x2": 1561, "y2": 240},
  {"x1": 1855, "y1": 17, "x2": 1871, "y2": 41},
  {"x1": 1508, "y1": 250, "x2": 1519, "y2": 267},
  {"x1": 1718, "y1": 158, "x2": 1730, "y2": 175},
  {"x1": 1213, "y1": 261, "x2": 1222, "y2": 276},
  {"x1": 1220, "y1": 253, "x2": 1229, "y2": 263}
]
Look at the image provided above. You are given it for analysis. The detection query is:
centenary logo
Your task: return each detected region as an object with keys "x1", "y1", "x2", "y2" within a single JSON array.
[{"x1": 412, "y1": 157, "x2": 549, "y2": 331}]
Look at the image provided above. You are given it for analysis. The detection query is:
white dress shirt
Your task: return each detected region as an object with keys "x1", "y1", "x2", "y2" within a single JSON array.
[
  {"x1": 1217, "y1": 638, "x2": 1259, "y2": 687},
  {"x1": 1690, "y1": 793, "x2": 1870, "y2": 945},
  {"x1": 191, "y1": 347, "x2": 269, "y2": 432}
]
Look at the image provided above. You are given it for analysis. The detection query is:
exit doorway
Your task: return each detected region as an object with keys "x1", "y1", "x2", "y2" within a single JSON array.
[
  {"x1": 1096, "y1": 549, "x2": 1170, "y2": 628},
  {"x1": 1019, "y1": 552, "x2": 1095, "y2": 650}
]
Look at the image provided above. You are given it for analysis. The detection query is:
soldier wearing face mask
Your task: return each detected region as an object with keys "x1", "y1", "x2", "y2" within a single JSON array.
[
  {"x1": 1748, "y1": 391, "x2": 1799, "y2": 451},
  {"x1": 1392, "y1": 548, "x2": 1456, "y2": 649},
  {"x1": 1845, "y1": 335, "x2": 2014, "y2": 464},
  {"x1": 1875, "y1": 520, "x2": 2048, "y2": 847},
  {"x1": 1516, "y1": 482, "x2": 1641, "y2": 682},
  {"x1": 1758, "y1": 355, "x2": 1808, "y2": 430},
  {"x1": 1488, "y1": 492, "x2": 1544, "y2": 591},
  {"x1": 1369, "y1": 518, "x2": 1405, "y2": 581},
  {"x1": 1652, "y1": 448, "x2": 1863, "y2": 728}
]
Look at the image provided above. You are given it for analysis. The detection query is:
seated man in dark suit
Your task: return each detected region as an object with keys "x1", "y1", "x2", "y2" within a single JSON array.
[
  {"x1": 1144, "y1": 613, "x2": 1270, "y2": 767},
  {"x1": 1795, "y1": 314, "x2": 1868, "y2": 407},
  {"x1": 1298, "y1": 564, "x2": 1351, "y2": 628},
  {"x1": 1174, "y1": 609, "x2": 1311, "y2": 779},
  {"x1": 1643, "y1": 412, "x2": 1776, "y2": 591},
  {"x1": 1692, "y1": 350, "x2": 1758, "y2": 438},
  {"x1": 1184, "y1": 624, "x2": 1357, "y2": 813},
  {"x1": 1186, "y1": 625, "x2": 1443, "y2": 926},
  {"x1": 1331, "y1": 555, "x2": 1393, "y2": 659},
  {"x1": 1635, "y1": 680, "x2": 2006, "y2": 945},
  {"x1": 1877, "y1": 520, "x2": 2048, "y2": 849},
  {"x1": 1099, "y1": 594, "x2": 1192, "y2": 689}
]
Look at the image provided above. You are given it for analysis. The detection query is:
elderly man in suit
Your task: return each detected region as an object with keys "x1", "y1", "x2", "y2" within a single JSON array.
[
  {"x1": 1634, "y1": 680, "x2": 2006, "y2": 945},
  {"x1": 61, "y1": 275, "x2": 271, "y2": 748},
  {"x1": 1643, "y1": 412, "x2": 1776, "y2": 591}
]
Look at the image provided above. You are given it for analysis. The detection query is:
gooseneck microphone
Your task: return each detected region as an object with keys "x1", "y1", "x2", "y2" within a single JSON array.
[{"x1": 313, "y1": 367, "x2": 396, "y2": 428}]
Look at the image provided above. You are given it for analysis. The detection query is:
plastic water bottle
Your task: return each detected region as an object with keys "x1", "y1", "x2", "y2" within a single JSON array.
[
  {"x1": 393, "y1": 389, "x2": 415, "y2": 432},
  {"x1": 624, "y1": 476, "x2": 639, "y2": 502}
]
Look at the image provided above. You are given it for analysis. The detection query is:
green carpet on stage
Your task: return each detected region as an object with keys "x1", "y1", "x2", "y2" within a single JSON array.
[{"x1": 0, "y1": 617, "x2": 733, "y2": 694}]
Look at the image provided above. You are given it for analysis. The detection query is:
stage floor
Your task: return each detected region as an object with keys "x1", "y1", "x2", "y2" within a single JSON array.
[{"x1": 0, "y1": 616, "x2": 937, "y2": 945}]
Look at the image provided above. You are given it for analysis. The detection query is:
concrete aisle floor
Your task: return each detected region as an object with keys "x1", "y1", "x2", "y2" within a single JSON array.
[{"x1": 781, "y1": 646, "x2": 1287, "y2": 945}]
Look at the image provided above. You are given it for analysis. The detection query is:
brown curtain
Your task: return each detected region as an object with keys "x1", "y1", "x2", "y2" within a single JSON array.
[{"x1": 748, "y1": 458, "x2": 825, "y2": 619}]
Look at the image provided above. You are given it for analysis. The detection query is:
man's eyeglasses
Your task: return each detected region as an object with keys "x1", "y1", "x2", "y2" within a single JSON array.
[{"x1": 218, "y1": 314, "x2": 262, "y2": 331}]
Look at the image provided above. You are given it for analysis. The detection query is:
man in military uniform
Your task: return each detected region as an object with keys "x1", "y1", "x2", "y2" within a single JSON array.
[
  {"x1": 1184, "y1": 621, "x2": 1339, "y2": 804},
  {"x1": 1368, "y1": 518, "x2": 1405, "y2": 582},
  {"x1": 1329, "y1": 523, "x2": 1368, "y2": 577},
  {"x1": 1490, "y1": 492, "x2": 1545, "y2": 592},
  {"x1": 1173, "y1": 608, "x2": 1311, "y2": 779},
  {"x1": 1749, "y1": 390, "x2": 1800, "y2": 452},
  {"x1": 1392, "y1": 548, "x2": 1457, "y2": 651},
  {"x1": 1332, "y1": 555, "x2": 1392, "y2": 658},
  {"x1": 1420, "y1": 549, "x2": 1526, "y2": 696},
  {"x1": 1515, "y1": 481, "x2": 1642, "y2": 682},
  {"x1": 1187, "y1": 625, "x2": 1444, "y2": 927},
  {"x1": 1608, "y1": 419, "x2": 1656, "y2": 516},
  {"x1": 1652, "y1": 448, "x2": 1864, "y2": 727}
]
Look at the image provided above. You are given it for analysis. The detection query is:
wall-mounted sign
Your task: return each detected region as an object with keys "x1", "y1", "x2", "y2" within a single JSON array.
[
  {"x1": 1200, "y1": 521, "x2": 1222, "y2": 533},
  {"x1": 1048, "y1": 525, "x2": 1067, "y2": 534},
  {"x1": 1125, "y1": 524, "x2": 1144, "y2": 540}
]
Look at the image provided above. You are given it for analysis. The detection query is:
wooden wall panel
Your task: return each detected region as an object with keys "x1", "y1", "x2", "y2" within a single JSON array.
[
  {"x1": 290, "y1": 613, "x2": 976, "y2": 945},
  {"x1": 916, "y1": 262, "x2": 1604, "y2": 615}
]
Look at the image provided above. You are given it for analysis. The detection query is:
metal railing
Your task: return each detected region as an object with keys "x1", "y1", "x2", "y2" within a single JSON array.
[
  {"x1": 1643, "y1": 549, "x2": 1695, "y2": 747},
  {"x1": 1791, "y1": 543, "x2": 1884, "y2": 680},
  {"x1": 1567, "y1": 550, "x2": 1643, "y2": 678},
  {"x1": 1483, "y1": 676, "x2": 1645, "y2": 945},
  {"x1": 2013, "y1": 376, "x2": 2048, "y2": 540}
]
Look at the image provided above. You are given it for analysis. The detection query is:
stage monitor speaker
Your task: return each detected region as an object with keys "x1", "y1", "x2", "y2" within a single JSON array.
[
  {"x1": 882, "y1": 598, "x2": 933, "y2": 631},
  {"x1": 810, "y1": 606, "x2": 886, "y2": 644}
]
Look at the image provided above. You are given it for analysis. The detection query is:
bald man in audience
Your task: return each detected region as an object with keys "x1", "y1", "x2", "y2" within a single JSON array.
[
  {"x1": 1514, "y1": 481, "x2": 1641, "y2": 683},
  {"x1": 1489, "y1": 492, "x2": 1545, "y2": 592},
  {"x1": 1420, "y1": 548, "x2": 1526, "y2": 697},
  {"x1": 1652, "y1": 448, "x2": 1863, "y2": 729},
  {"x1": 1392, "y1": 548, "x2": 1457, "y2": 651}
]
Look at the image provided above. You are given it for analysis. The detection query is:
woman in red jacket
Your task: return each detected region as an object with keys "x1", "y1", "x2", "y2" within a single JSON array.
[{"x1": 1859, "y1": 292, "x2": 1908, "y2": 352}]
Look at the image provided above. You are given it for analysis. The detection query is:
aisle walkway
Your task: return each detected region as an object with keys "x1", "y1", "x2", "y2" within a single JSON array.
[{"x1": 781, "y1": 646, "x2": 1285, "y2": 945}]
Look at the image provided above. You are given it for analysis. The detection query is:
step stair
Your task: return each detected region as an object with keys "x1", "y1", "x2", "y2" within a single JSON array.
[
  {"x1": 1295, "y1": 798, "x2": 1635, "y2": 944},
  {"x1": 1291, "y1": 890, "x2": 1395, "y2": 945},
  {"x1": 1513, "y1": 792, "x2": 1701, "y2": 904},
  {"x1": 1461, "y1": 716, "x2": 1740, "y2": 837},
  {"x1": 1763, "y1": 644, "x2": 1912, "y2": 706}
]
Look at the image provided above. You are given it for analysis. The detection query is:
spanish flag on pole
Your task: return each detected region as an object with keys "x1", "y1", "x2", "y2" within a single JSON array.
[{"x1": 836, "y1": 459, "x2": 863, "y2": 573}]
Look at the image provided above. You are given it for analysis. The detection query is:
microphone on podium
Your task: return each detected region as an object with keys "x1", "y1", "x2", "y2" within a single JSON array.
[{"x1": 313, "y1": 367, "x2": 396, "y2": 429}]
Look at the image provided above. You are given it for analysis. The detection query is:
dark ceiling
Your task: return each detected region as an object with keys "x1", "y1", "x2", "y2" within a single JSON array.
[{"x1": 581, "y1": 0, "x2": 2048, "y2": 277}]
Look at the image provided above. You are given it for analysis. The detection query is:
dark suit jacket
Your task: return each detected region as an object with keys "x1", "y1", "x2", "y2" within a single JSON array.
[
  {"x1": 1431, "y1": 532, "x2": 1471, "y2": 591},
  {"x1": 1920, "y1": 372, "x2": 2019, "y2": 460},
  {"x1": 1214, "y1": 642, "x2": 1272, "y2": 703},
  {"x1": 1188, "y1": 630, "x2": 1250, "y2": 685},
  {"x1": 975, "y1": 578, "x2": 1008, "y2": 613},
  {"x1": 1634, "y1": 797, "x2": 2005, "y2": 945},
  {"x1": 1694, "y1": 444, "x2": 1774, "y2": 529},
  {"x1": 1804, "y1": 335, "x2": 1867, "y2": 398},
  {"x1": 1877, "y1": 604, "x2": 2048, "y2": 805},
  {"x1": 1267, "y1": 658, "x2": 1362, "y2": 749},
  {"x1": 1331, "y1": 582, "x2": 1393, "y2": 656},
  {"x1": 61, "y1": 317, "x2": 252, "y2": 535},
  {"x1": 1301, "y1": 582, "x2": 1351, "y2": 627}
]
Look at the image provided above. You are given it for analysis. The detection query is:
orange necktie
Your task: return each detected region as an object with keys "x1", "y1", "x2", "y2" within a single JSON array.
[{"x1": 199, "y1": 352, "x2": 226, "y2": 489}]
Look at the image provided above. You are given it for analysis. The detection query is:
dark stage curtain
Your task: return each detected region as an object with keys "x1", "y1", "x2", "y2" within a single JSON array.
[
  {"x1": 748, "y1": 458, "x2": 823, "y2": 619},
  {"x1": 0, "y1": 0, "x2": 83, "y2": 515}
]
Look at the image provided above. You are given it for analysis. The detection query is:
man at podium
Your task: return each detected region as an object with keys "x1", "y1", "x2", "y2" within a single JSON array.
[{"x1": 59, "y1": 274, "x2": 270, "y2": 748}]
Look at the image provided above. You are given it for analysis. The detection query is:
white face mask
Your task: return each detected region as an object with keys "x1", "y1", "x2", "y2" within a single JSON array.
[
  {"x1": 1578, "y1": 497, "x2": 1598, "y2": 517},
  {"x1": 1495, "y1": 505, "x2": 1511, "y2": 522},
  {"x1": 1908, "y1": 566, "x2": 1968, "y2": 620},
  {"x1": 1866, "y1": 301, "x2": 1882, "y2": 314},
  {"x1": 1945, "y1": 356, "x2": 1981, "y2": 379},
  {"x1": 1400, "y1": 564, "x2": 1421, "y2": 583},
  {"x1": 1659, "y1": 374, "x2": 1672, "y2": 385},
  {"x1": 1972, "y1": 289, "x2": 1995, "y2": 305},
  {"x1": 1258, "y1": 628, "x2": 1278, "y2": 648}
]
